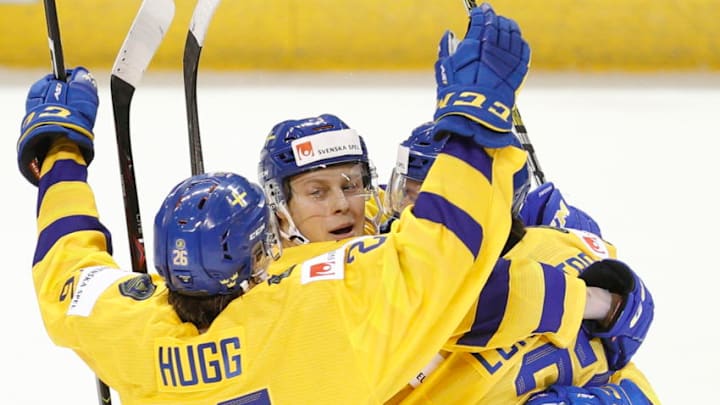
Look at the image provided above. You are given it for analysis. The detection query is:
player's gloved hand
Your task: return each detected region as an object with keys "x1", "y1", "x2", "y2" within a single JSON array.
[
  {"x1": 525, "y1": 380, "x2": 652, "y2": 405},
  {"x1": 17, "y1": 67, "x2": 98, "y2": 186},
  {"x1": 432, "y1": 2, "x2": 531, "y2": 148},
  {"x1": 579, "y1": 259, "x2": 654, "y2": 371},
  {"x1": 519, "y1": 182, "x2": 603, "y2": 236}
]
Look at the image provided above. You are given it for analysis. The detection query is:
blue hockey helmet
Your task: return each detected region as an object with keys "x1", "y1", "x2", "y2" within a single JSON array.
[
  {"x1": 386, "y1": 121, "x2": 531, "y2": 217},
  {"x1": 258, "y1": 113, "x2": 381, "y2": 244},
  {"x1": 400, "y1": 121, "x2": 446, "y2": 182},
  {"x1": 154, "y1": 172, "x2": 281, "y2": 296},
  {"x1": 385, "y1": 122, "x2": 446, "y2": 217}
]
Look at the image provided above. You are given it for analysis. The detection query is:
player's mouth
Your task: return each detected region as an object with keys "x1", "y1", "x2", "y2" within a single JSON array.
[{"x1": 329, "y1": 224, "x2": 355, "y2": 238}]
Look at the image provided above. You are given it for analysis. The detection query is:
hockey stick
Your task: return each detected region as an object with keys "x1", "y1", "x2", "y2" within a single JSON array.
[
  {"x1": 184, "y1": 0, "x2": 221, "y2": 175},
  {"x1": 41, "y1": 2, "x2": 114, "y2": 403},
  {"x1": 511, "y1": 107, "x2": 545, "y2": 185},
  {"x1": 460, "y1": 0, "x2": 546, "y2": 186},
  {"x1": 111, "y1": 0, "x2": 174, "y2": 275},
  {"x1": 106, "y1": 2, "x2": 174, "y2": 400},
  {"x1": 42, "y1": 0, "x2": 66, "y2": 81},
  {"x1": 105, "y1": 1, "x2": 173, "y2": 401}
]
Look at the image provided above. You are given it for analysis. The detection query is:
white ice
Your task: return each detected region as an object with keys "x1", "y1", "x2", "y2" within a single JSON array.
[{"x1": 2, "y1": 69, "x2": 718, "y2": 404}]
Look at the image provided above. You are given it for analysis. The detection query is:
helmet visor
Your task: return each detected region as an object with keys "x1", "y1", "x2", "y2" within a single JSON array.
[
  {"x1": 385, "y1": 168, "x2": 422, "y2": 218},
  {"x1": 287, "y1": 162, "x2": 374, "y2": 216}
]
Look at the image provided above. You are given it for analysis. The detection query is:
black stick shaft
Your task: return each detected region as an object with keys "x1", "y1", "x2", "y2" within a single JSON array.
[
  {"x1": 511, "y1": 107, "x2": 546, "y2": 185},
  {"x1": 111, "y1": 75, "x2": 148, "y2": 275},
  {"x1": 42, "y1": 0, "x2": 66, "y2": 81},
  {"x1": 183, "y1": 30, "x2": 205, "y2": 175}
]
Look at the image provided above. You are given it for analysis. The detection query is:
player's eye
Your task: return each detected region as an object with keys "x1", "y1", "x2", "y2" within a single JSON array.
[{"x1": 308, "y1": 188, "x2": 326, "y2": 200}]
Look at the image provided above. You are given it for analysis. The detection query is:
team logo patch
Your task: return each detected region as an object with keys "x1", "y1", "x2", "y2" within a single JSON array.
[
  {"x1": 569, "y1": 229, "x2": 609, "y2": 258},
  {"x1": 119, "y1": 274, "x2": 157, "y2": 301},
  {"x1": 267, "y1": 265, "x2": 296, "y2": 285},
  {"x1": 295, "y1": 141, "x2": 314, "y2": 159},
  {"x1": 550, "y1": 199, "x2": 570, "y2": 228},
  {"x1": 301, "y1": 248, "x2": 345, "y2": 284}
]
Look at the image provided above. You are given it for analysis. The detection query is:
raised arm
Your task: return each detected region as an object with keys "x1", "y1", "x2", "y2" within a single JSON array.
[
  {"x1": 349, "y1": 3, "x2": 538, "y2": 394},
  {"x1": 18, "y1": 68, "x2": 143, "y2": 351}
]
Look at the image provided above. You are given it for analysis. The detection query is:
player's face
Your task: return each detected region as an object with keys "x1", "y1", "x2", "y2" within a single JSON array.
[{"x1": 284, "y1": 163, "x2": 368, "y2": 244}]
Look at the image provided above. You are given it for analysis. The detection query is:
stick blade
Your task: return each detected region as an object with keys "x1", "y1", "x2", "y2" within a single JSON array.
[
  {"x1": 188, "y1": 0, "x2": 222, "y2": 47},
  {"x1": 112, "y1": 0, "x2": 175, "y2": 87}
]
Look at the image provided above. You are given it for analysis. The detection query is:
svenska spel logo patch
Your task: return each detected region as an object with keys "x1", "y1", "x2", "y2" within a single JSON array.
[
  {"x1": 294, "y1": 141, "x2": 314, "y2": 159},
  {"x1": 67, "y1": 266, "x2": 133, "y2": 317},
  {"x1": 569, "y1": 229, "x2": 609, "y2": 258},
  {"x1": 310, "y1": 262, "x2": 334, "y2": 277},
  {"x1": 395, "y1": 145, "x2": 410, "y2": 175},
  {"x1": 291, "y1": 129, "x2": 363, "y2": 167},
  {"x1": 301, "y1": 248, "x2": 345, "y2": 284}
]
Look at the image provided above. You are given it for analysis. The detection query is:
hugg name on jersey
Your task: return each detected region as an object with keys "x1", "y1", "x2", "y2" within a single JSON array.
[{"x1": 156, "y1": 328, "x2": 245, "y2": 392}]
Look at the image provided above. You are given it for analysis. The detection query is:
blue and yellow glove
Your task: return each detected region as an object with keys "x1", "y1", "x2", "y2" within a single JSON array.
[
  {"x1": 17, "y1": 67, "x2": 98, "y2": 186},
  {"x1": 525, "y1": 380, "x2": 652, "y2": 405},
  {"x1": 432, "y1": 2, "x2": 531, "y2": 148},
  {"x1": 580, "y1": 259, "x2": 654, "y2": 371}
]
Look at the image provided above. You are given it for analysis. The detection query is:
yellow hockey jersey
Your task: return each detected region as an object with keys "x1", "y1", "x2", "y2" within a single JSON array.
[
  {"x1": 31, "y1": 138, "x2": 586, "y2": 404},
  {"x1": 387, "y1": 226, "x2": 660, "y2": 404}
]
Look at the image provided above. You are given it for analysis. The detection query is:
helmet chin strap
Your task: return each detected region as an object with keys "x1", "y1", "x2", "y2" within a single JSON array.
[
  {"x1": 264, "y1": 180, "x2": 311, "y2": 246},
  {"x1": 276, "y1": 204, "x2": 310, "y2": 245}
]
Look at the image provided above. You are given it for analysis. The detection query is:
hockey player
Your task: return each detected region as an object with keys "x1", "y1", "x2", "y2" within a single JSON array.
[
  {"x1": 18, "y1": 4, "x2": 616, "y2": 403},
  {"x1": 382, "y1": 121, "x2": 658, "y2": 404}
]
